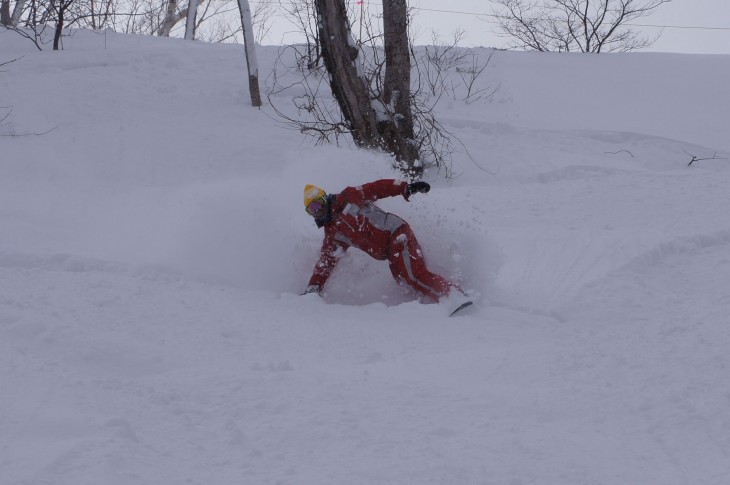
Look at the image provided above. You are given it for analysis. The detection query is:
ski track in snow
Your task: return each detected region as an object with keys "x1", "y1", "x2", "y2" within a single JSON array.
[{"x1": 2, "y1": 30, "x2": 730, "y2": 484}]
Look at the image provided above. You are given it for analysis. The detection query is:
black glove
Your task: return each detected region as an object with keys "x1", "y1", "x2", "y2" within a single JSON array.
[
  {"x1": 301, "y1": 285, "x2": 321, "y2": 296},
  {"x1": 406, "y1": 181, "x2": 430, "y2": 197}
]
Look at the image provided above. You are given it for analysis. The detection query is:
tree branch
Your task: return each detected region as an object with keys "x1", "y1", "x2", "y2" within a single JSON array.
[
  {"x1": 684, "y1": 149, "x2": 728, "y2": 167},
  {"x1": 0, "y1": 55, "x2": 23, "y2": 69}
]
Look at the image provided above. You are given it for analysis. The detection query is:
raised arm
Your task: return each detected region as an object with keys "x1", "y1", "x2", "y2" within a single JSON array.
[
  {"x1": 339, "y1": 179, "x2": 430, "y2": 204},
  {"x1": 339, "y1": 179, "x2": 408, "y2": 205}
]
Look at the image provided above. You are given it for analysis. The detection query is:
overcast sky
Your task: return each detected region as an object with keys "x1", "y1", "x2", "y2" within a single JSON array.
[{"x1": 264, "y1": 0, "x2": 730, "y2": 55}]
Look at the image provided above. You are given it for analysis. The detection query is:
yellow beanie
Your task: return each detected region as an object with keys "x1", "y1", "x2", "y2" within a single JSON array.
[{"x1": 303, "y1": 184, "x2": 326, "y2": 207}]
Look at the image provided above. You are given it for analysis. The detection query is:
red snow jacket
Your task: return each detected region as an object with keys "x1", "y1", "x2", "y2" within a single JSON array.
[{"x1": 308, "y1": 179, "x2": 411, "y2": 288}]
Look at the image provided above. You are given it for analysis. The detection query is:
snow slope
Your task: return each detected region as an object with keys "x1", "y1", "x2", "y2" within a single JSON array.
[{"x1": 2, "y1": 29, "x2": 730, "y2": 484}]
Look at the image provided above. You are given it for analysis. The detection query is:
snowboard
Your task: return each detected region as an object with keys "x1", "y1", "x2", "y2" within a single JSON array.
[{"x1": 449, "y1": 300, "x2": 474, "y2": 317}]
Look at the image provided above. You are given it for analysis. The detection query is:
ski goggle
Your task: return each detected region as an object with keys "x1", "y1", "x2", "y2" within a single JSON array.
[{"x1": 306, "y1": 197, "x2": 326, "y2": 216}]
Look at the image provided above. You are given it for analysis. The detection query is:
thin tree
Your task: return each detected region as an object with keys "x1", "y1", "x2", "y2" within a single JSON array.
[
  {"x1": 53, "y1": 0, "x2": 76, "y2": 50},
  {"x1": 184, "y1": 0, "x2": 199, "y2": 39},
  {"x1": 492, "y1": 0, "x2": 670, "y2": 53},
  {"x1": 236, "y1": 0, "x2": 261, "y2": 106},
  {"x1": 1, "y1": 0, "x2": 10, "y2": 25},
  {"x1": 381, "y1": 0, "x2": 418, "y2": 165},
  {"x1": 279, "y1": 0, "x2": 320, "y2": 68},
  {"x1": 10, "y1": 0, "x2": 26, "y2": 26}
]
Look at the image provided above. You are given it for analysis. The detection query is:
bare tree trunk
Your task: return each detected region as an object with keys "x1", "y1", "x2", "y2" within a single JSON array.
[
  {"x1": 236, "y1": 0, "x2": 261, "y2": 107},
  {"x1": 381, "y1": 0, "x2": 418, "y2": 166},
  {"x1": 53, "y1": 9, "x2": 63, "y2": 49},
  {"x1": 314, "y1": 0, "x2": 421, "y2": 174},
  {"x1": 1, "y1": 0, "x2": 10, "y2": 26},
  {"x1": 11, "y1": 0, "x2": 28, "y2": 26},
  {"x1": 89, "y1": 0, "x2": 97, "y2": 29},
  {"x1": 53, "y1": 0, "x2": 74, "y2": 50},
  {"x1": 314, "y1": 0, "x2": 381, "y2": 148},
  {"x1": 184, "y1": 0, "x2": 198, "y2": 40},
  {"x1": 157, "y1": 0, "x2": 184, "y2": 37}
]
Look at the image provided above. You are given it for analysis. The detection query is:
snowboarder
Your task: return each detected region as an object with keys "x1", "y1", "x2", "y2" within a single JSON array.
[{"x1": 301, "y1": 179, "x2": 462, "y2": 304}]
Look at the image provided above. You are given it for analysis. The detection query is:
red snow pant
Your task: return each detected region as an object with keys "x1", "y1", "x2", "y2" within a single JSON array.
[{"x1": 387, "y1": 225, "x2": 452, "y2": 302}]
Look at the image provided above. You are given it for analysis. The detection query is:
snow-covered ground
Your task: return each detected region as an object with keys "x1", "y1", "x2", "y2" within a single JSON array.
[{"x1": 2, "y1": 29, "x2": 729, "y2": 484}]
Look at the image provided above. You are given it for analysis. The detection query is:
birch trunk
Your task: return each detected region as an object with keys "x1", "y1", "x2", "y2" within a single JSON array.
[
  {"x1": 184, "y1": 0, "x2": 199, "y2": 40},
  {"x1": 11, "y1": 0, "x2": 26, "y2": 26},
  {"x1": 157, "y1": 0, "x2": 184, "y2": 37},
  {"x1": 314, "y1": 0, "x2": 380, "y2": 148},
  {"x1": 236, "y1": 0, "x2": 261, "y2": 107}
]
